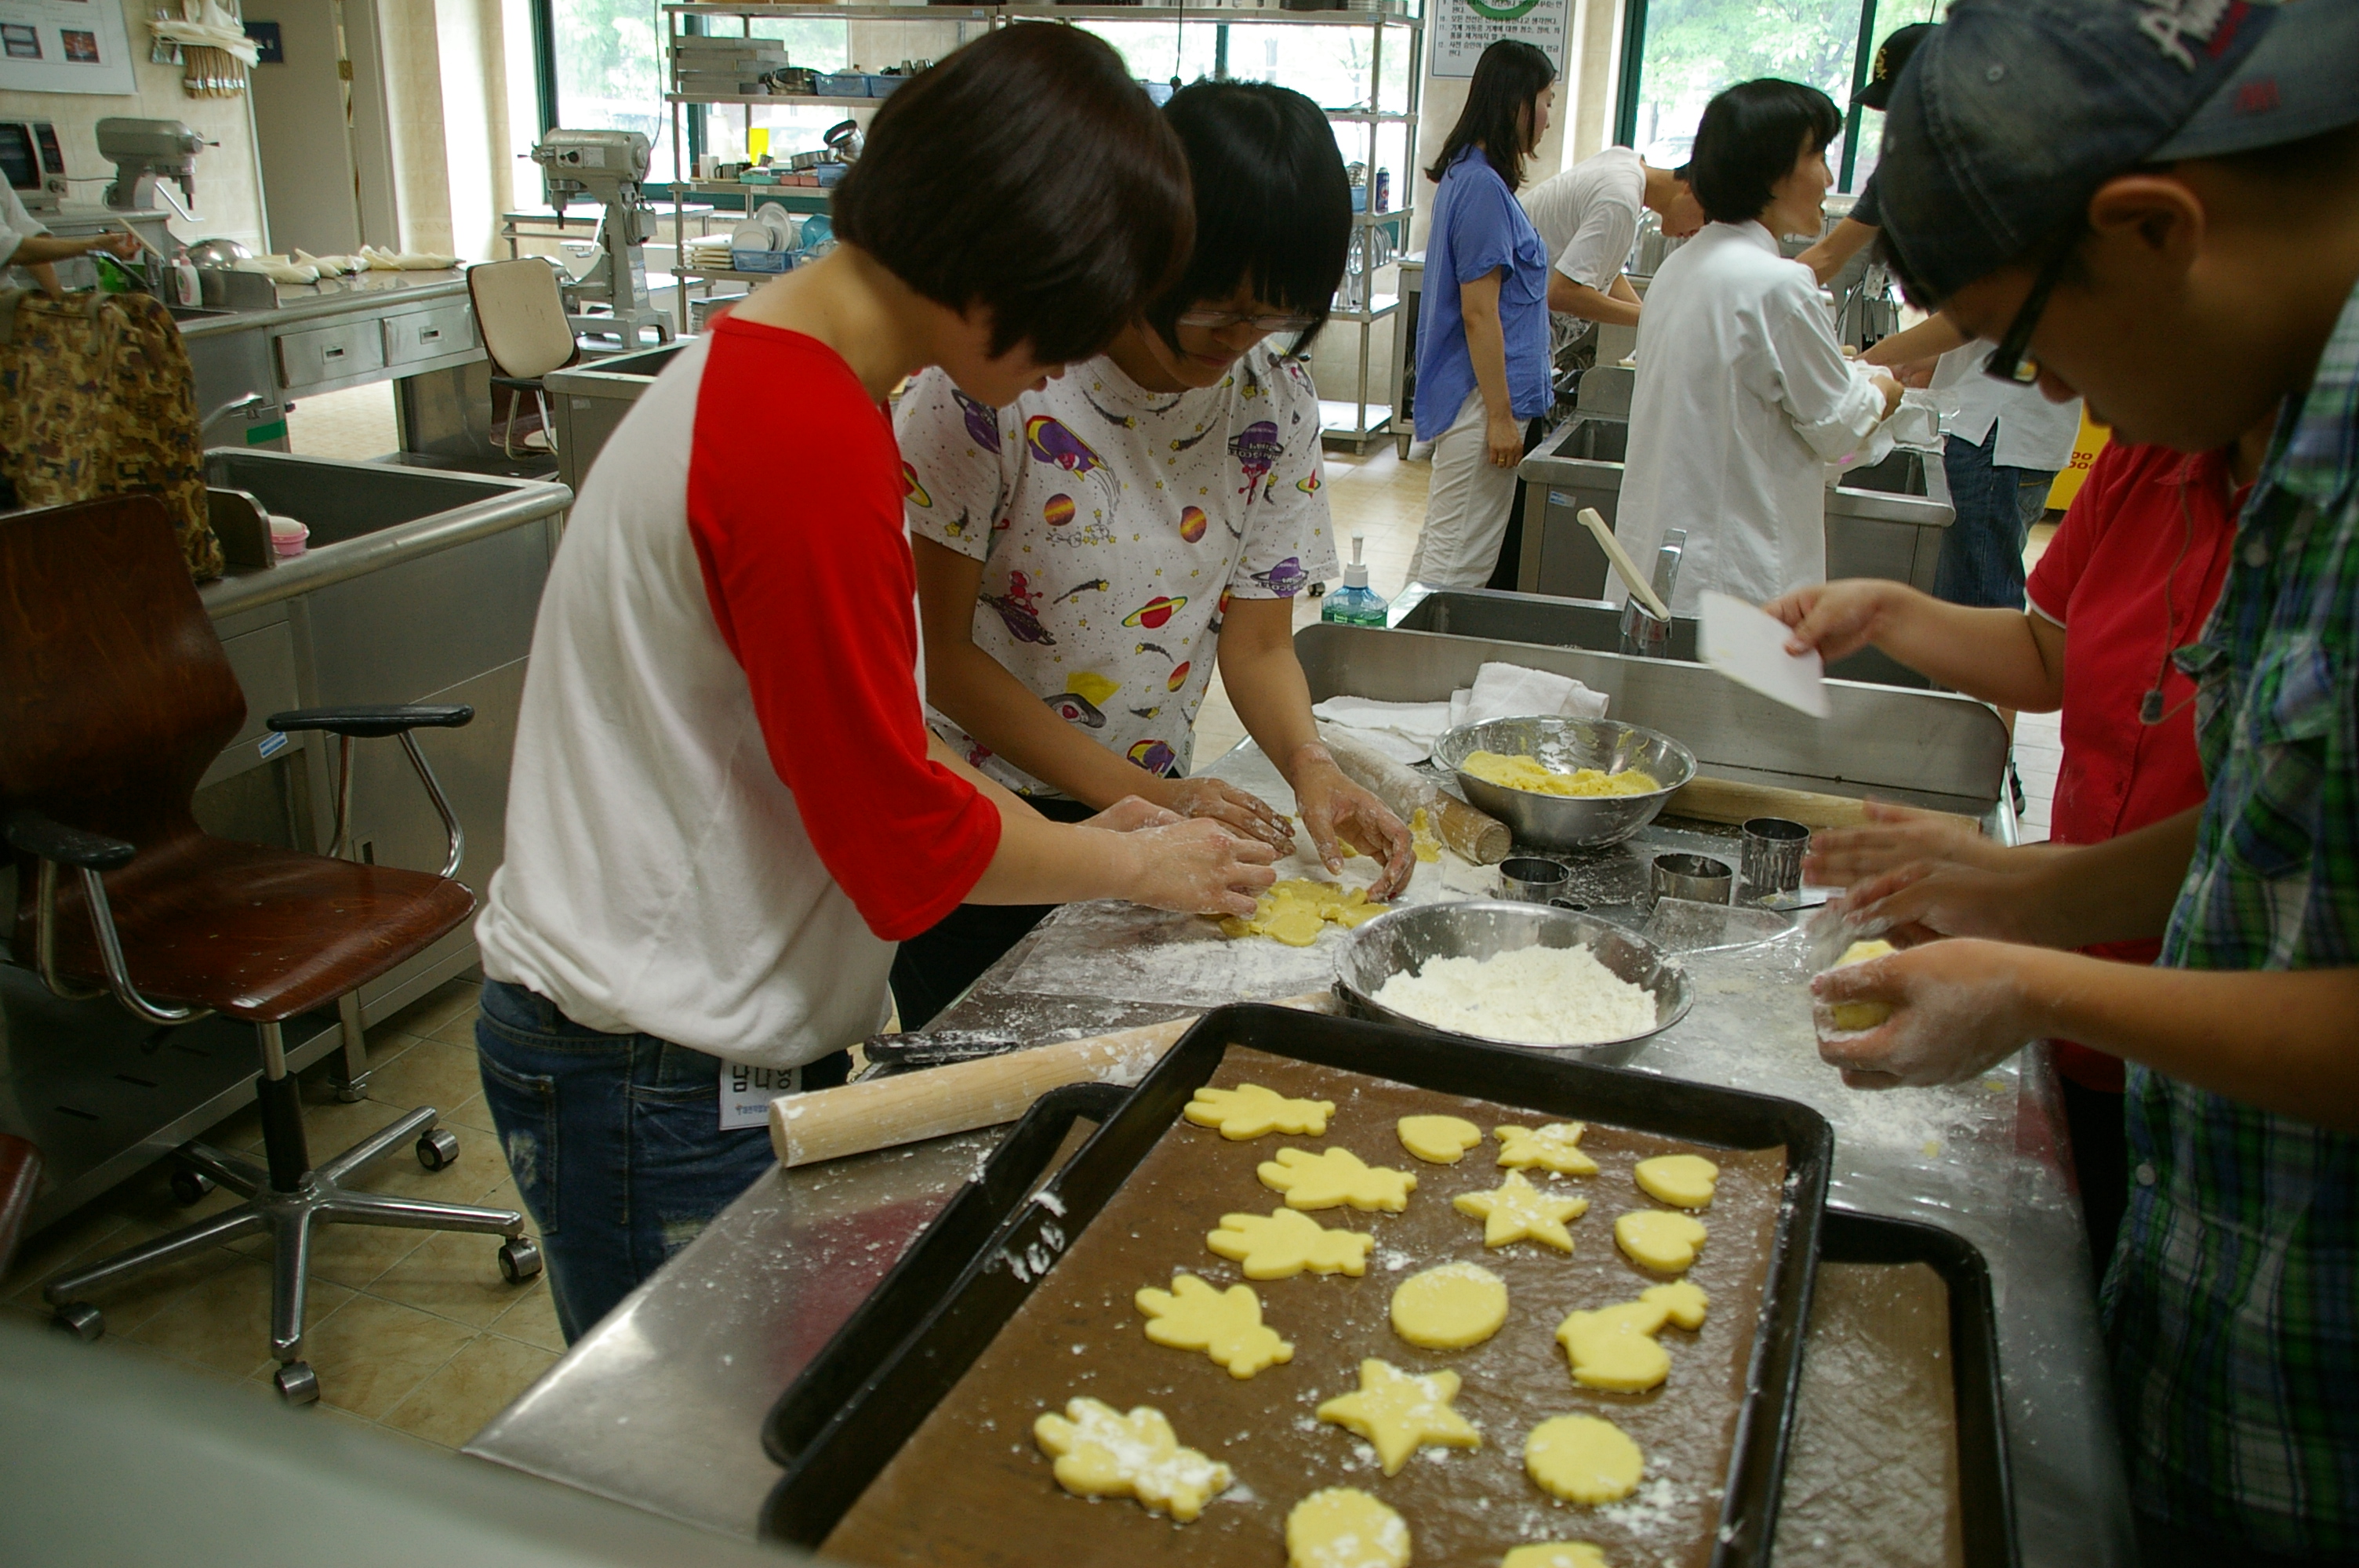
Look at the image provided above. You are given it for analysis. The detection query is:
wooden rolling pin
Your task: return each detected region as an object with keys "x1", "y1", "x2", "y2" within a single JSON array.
[
  {"x1": 769, "y1": 992, "x2": 1332, "y2": 1170},
  {"x1": 1318, "y1": 723, "x2": 1512, "y2": 865},
  {"x1": 1666, "y1": 775, "x2": 1976, "y2": 831}
]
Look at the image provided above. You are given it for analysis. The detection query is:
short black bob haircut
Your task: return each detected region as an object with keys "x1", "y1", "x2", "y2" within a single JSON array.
[
  {"x1": 832, "y1": 24, "x2": 1193, "y2": 365},
  {"x1": 1145, "y1": 81, "x2": 1351, "y2": 358},
  {"x1": 1686, "y1": 78, "x2": 1842, "y2": 225},
  {"x1": 1425, "y1": 38, "x2": 1556, "y2": 193}
]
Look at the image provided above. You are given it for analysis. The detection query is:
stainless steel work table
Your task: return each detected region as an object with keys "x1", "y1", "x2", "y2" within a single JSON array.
[{"x1": 471, "y1": 724, "x2": 2135, "y2": 1566}]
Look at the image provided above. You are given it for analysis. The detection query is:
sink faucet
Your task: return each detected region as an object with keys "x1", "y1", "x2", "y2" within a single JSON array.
[{"x1": 1619, "y1": 528, "x2": 1685, "y2": 658}]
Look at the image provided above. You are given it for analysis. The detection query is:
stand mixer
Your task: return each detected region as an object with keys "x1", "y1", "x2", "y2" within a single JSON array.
[
  {"x1": 96, "y1": 118, "x2": 209, "y2": 218},
  {"x1": 530, "y1": 129, "x2": 671, "y2": 350}
]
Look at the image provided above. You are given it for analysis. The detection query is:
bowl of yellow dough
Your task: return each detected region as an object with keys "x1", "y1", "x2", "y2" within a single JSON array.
[{"x1": 1432, "y1": 716, "x2": 1696, "y2": 850}]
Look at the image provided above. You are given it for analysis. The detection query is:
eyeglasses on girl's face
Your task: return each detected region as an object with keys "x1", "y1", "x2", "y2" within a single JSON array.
[{"x1": 1174, "y1": 309, "x2": 1319, "y2": 335}]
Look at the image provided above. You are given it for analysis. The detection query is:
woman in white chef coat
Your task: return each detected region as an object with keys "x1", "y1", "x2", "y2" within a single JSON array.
[{"x1": 1609, "y1": 79, "x2": 1900, "y2": 615}]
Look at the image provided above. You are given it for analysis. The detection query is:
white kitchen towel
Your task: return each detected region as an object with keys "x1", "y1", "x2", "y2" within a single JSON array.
[
  {"x1": 1308, "y1": 696, "x2": 1456, "y2": 764},
  {"x1": 1462, "y1": 662, "x2": 1610, "y2": 725}
]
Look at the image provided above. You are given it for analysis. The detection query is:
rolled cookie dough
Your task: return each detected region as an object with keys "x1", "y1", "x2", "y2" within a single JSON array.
[
  {"x1": 1828, "y1": 938, "x2": 1898, "y2": 1031},
  {"x1": 1390, "y1": 1261, "x2": 1510, "y2": 1350},
  {"x1": 1398, "y1": 1114, "x2": 1485, "y2": 1164},
  {"x1": 1034, "y1": 1397, "x2": 1233, "y2": 1521},
  {"x1": 1632, "y1": 1153, "x2": 1720, "y2": 1210},
  {"x1": 1525, "y1": 1414, "x2": 1645, "y2": 1505},
  {"x1": 1287, "y1": 1487, "x2": 1412, "y2": 1568}
]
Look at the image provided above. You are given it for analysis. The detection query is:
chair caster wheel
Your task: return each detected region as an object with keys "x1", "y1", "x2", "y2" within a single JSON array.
[
  {"x1": 169, "y1": 1168, "x2": 216, "y2": 1206},
  {"x1": 498, "y1": 1236, "x2": 543, "y2": 1284},
  {"x1": 416, "y1": 1127, "x2": 460, "y2": 1171},
  {"x1": 274, "y1": 1361, "x2": 320, "y2": 1406},
  {"x1": 52, "y1": 1302, "x2": 104, "y2": 1341},
  {"x1": 335, "y1": 1074, "x2": 370, "y2": 1105}
]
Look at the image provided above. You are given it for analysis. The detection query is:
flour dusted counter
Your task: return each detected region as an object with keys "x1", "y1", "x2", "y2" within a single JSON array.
[{"x1": 469, "y1": 620, "x2": 2134, "y2": 1567}]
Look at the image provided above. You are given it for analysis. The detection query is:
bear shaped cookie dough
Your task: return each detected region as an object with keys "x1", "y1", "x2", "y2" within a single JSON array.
[
  {"x1": 1136, "y1": 1273, "x2": 1293, "y2": 1378},
  {"x1": 1207, "y1": 1208, "x2": 1375, "y2": 1279},
  {"x1": 1034, "y1": 1398, "x2": 1233, "y2": 1521}
]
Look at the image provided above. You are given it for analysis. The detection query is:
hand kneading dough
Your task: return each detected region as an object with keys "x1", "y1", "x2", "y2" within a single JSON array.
[
  {"x1": 1259, "y1": 1146, "x2": 1417, "y2": 1212},
  {"x1": 1316, "y1": 1359, "x2": 1482, "y2": 1475},
  {"x1": 1398, "y1": 1114, "x2": 1485, "y2": 1163},
  {"x1": 1287, "y1": 1487, "x2": 1412, "y2": 1568},
  {"x1": 1632, "y1": 1153, "x2": 1719, "y2": 1210},
  {"x1": 1136, "y1": 1274, "x2": 1293, "y2": 1377},
  {"x1": 1614, "y1": 1209, "x2": 1709, "y2": 1273},
  {"x1": 1186, "y1": 1082, "x2": 1336, "y2": 1139},
  {"x1": 1390, "y1": 1261, "x2": 1510, "y2": 1350},
  {"x1": 1495, "y1": 1122, "x2": 1600, "y2": 1176},
  {"x1": 1525, "y1": 1414, "x2": 1645, "y2": 1504},
  {"x1": 1453, "y1": 1170, "x2": 1588, "y2": 1251},
  {"x1": 1034, "y1": 1398, "x2": 1233, "y2": 1521},
  {"x1": 1828, "y1": 938, "x2": 1898, "y2": 1030},
  {"x1": 1208, "y1": 1208, "x2": 1374, "y2": 1279},
  {"x1": 1501, "y1": 1547, "x2": 1610, "y2": 1568}
]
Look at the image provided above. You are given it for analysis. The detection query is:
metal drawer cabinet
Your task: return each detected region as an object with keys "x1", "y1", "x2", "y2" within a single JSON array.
[
  {"x1": 274, "y1": 319, "x2": 387, "y2": 390},
  {"x1": 382, "y1": 302, "x2": 477, "y2": 368}
]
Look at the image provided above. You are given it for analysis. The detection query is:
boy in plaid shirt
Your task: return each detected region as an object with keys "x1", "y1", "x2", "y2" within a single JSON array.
[{"x1": 1801, "y1": 3, "x2": 2359, "y2": 1561}]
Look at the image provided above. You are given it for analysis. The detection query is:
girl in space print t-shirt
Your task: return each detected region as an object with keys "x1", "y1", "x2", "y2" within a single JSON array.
[{"x1": 897, "y1": 340, "x2": 1337, "y2": 797}]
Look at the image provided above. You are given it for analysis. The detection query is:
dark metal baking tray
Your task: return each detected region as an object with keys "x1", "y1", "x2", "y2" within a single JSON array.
[
  {"x1": 758, "y1": 1003, "x2": 1834, "y2": 1565},
  {"x1": 1810, "y1": 1208, "x2": 2019, "y2": 1568}
]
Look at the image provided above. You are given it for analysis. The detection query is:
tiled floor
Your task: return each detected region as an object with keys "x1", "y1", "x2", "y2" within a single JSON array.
[
  {"x1": 286, "y1": 380, "x2": 401, "y2": 461},
  {"x1": 2, "y1": 979, "x2": 559, "y2": 1454}
]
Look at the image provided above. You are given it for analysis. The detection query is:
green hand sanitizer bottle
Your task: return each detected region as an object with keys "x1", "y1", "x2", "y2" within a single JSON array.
[{"x1": 1320, "y1": 534, "x2": 1388, "y2": 627}]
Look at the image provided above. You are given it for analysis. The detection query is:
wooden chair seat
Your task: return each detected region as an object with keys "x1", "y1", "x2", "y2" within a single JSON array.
[{"x1": 17, "y1": 834, "x2": 474, "y2": 1024}]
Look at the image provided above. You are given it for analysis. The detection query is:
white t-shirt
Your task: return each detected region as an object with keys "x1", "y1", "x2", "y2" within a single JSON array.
[
  {"x1": 1518, "y1": 146, "x2": 1645, "y2": 293},
  {"x1": 1614, "y1": 221, "x2": 1888, "y2": 614},
  {"x1": 897, "y1": 343, "x2": 1339, "y2": 797},
  {"x1": 1930, "y1": 344, "x2": 2084, "y2": 474},
  {"x1": 0, "y1": 182, "x2": 48, "y2": 269}
]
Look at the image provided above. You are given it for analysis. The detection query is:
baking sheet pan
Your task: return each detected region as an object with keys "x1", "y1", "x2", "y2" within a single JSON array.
[{"x1": 758, "y1": 1004, "x2": 1833, "y2": 1566}]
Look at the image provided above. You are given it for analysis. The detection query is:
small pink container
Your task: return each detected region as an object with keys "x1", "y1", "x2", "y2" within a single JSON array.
[{"x1": 270, "y1": 517, "x2": 309, "y2": 557}]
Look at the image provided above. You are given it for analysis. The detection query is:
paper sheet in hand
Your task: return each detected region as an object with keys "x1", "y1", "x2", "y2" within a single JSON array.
[{"x1": 1699, "y1": 590, "x2": 1830, "y2": 717}]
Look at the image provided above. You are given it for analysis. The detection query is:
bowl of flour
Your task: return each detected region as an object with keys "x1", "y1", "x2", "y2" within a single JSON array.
[{"x1": 1334, "y1": 901, "x2": 1692, "y2": 1064}]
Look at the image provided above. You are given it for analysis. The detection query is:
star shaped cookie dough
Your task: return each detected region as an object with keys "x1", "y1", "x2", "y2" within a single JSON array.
[
  {"x1": 1186, "y1": 1082, "x2": 1336, "y2": 1140},
  {"x1": 1136, "y1": 1272, "x2": 1294, "y2": 1377},
  {"x1": 1494, "y1": 1122, "x2": 1600, "y2": 1176},
  {"x1": 1258, "y1": 1146, "x2": 1418, "y2": 1213},
  {"x1": 1034, "y1": 1397, "x2": 1233, "y2": 1521},
  {"x1": 1316, "y1": 1359, "x2": 1482, "y2": 1475},
  {"x1": 1207, "y1": 1207, "x2": 1374, "y2": 1279},
  {"x1": 1452, "y1": 1169, "x2": 1589, "y2": 1251}
]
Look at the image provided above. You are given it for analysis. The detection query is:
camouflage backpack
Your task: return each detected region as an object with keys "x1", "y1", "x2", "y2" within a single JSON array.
[{"x1": 0, "y1": 288, "x2": 222, "y2": 581}]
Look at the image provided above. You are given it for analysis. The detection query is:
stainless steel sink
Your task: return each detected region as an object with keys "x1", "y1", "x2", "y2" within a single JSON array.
[
  {"x1": 1514, "y1": 414, "x2": 1953, "y2": 600},
  {"x1": 544, "y1": 341, "x2": 692, "y2": 494},
  {"x1": 203, "y1": 449, "x2": 539, "y2": 550},
  {"x1": 1387, "y1": 584, "x2": 1933, "y2": 690}
]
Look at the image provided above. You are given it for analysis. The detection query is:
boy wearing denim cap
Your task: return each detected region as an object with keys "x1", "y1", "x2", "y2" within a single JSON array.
[{"x1": 1797, "y1": 2, "x2": 2359, "y2": 1560}]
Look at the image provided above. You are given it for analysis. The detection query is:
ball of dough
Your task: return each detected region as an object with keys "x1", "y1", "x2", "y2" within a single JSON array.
[
  {"x1": 1828, "y1": 938, "x2": 1897, "y2": 1031},
  {"x1": 1525, "y1": 1414, "x2": 1645, "y2": 1505},
  {"x1": 1286, "y1": 1486, "x2": 1411, "y2": 1568},
  {"x1": 1398, "y1": 1114, "x2": 1484, "y2": 1164},
  {"x1": 1632, "y1": 1153, "x2": 1719, "y2": 1210},
  {"x1": 1390, "y1": 1261, "x2": 1510, "y2": 1350}
]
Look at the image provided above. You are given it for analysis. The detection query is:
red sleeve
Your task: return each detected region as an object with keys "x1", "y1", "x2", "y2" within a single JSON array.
[
  {"x1": 2026, "y1": 437, "x2": 2135, "y2": 624},
  {"x1": 686, "y1": 323, "x2": 1001, "y2": 941}
]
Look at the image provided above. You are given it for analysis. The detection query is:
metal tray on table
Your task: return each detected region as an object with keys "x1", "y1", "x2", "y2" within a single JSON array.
[{"x1": 757, "y1": 1004, "x2": 1834, "y2": 1566}]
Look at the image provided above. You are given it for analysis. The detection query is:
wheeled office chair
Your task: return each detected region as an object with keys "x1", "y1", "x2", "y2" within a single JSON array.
[{"x1": 2, "y1": 496, "x2": 541, "y2": 1404}]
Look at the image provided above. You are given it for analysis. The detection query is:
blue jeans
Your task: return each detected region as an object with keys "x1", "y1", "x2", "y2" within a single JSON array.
[
  {"x1": 1937, "y1": 424, "x2": 2056, "y2": 610},
  {"x1": 474, "y1": 979, "x2": 780, "y2": 1343}
]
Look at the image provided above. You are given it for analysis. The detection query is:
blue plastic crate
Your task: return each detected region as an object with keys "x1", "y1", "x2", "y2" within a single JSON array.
[
  {"x1": 730, "y1": 247, "x2": 798, "y2": 274},
  {"x1": 866, "y1": 74, "x2": 907, "y2": 98},
  {"x1": 817, "y1": 71, "x2": 868, "y2": 97}
]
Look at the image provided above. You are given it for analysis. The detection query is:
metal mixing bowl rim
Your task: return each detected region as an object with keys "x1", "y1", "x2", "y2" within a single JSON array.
[{"x1": 1332, "y1": 898, "x2": 1694, "y2": 1053}]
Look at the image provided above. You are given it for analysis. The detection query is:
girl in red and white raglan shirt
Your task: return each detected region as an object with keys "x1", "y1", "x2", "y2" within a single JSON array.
[{"x1": 472, "y1": 26, "x2": 1278, "y2": 1344}]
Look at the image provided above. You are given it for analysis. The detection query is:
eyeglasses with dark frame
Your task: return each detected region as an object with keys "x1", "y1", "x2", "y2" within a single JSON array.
[
  {"x1": 1980, "y1": 226, "x2": 2084, "y2": 387},
  {"x1": 1175, "y1": 309, "x2": 1319, "y2": 335}
]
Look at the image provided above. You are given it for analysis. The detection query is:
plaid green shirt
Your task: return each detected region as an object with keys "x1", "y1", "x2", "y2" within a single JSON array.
[{"x1": 2103, "y1": 277, "x2": 2359, "y2": 1553}]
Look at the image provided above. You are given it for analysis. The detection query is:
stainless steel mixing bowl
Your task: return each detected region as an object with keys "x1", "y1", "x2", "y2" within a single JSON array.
[
  {"x1": 1333, "y1": 899, "x2": 1692, "y2": 1065},
  {"x1": 1433, "y1": 716, "x2": 1697, "y2": 850}
]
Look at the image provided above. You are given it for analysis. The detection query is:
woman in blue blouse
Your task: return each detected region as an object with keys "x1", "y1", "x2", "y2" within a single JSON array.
[{"x1": 1408, "y1": 38, "x2": 1556, "y2": 589}]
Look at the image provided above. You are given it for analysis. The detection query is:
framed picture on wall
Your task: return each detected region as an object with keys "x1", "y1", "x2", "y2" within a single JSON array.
[{"x1": 0, "y1": 0, "x2": 136, "y2": 95}]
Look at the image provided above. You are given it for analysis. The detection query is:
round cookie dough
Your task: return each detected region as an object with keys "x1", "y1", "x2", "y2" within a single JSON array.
[
  {"x1": 1286, "y1": 1486, "x2": 1411, "y2": 1568},
  {"x1": 1502, "y1": 1547, "x2": 1609, "y2": 1568},
  {"x1": 1398, "y1": 1114, "x2": 1484, "y2": 1164},
  {"x1": 1390, "y1": 1261, "x2": 1510, "y2": 1350},
  {"x1": 1828, "y1": 938, "x2": 1897, "y2": 1031},
  {"x1": 1525, "y1": 1414, "x2": 1645, "y2": 1505},
  {"x1": 1632, "y1": 1153, "x2": 1719, "y2": 1210}
]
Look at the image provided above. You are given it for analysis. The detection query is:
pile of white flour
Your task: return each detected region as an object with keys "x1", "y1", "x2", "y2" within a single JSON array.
[{"x1": 1372, "y1": 944, "x2": 1657, "y2": 1046}]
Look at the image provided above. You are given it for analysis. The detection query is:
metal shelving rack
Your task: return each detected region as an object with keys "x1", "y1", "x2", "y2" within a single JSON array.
[{"x1": 661, "y1": 2, "x2": 1421, "y2": 446}]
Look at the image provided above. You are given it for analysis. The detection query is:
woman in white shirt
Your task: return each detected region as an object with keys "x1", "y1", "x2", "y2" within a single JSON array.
[{"x1": 1611, "y1": 79, "x2": 1901, "y2": 615}]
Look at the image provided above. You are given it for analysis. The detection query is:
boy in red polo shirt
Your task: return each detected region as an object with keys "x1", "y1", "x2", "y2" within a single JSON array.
[{"x1": 1764, "y1": 414, "x2": 2268, "y2": 1258}]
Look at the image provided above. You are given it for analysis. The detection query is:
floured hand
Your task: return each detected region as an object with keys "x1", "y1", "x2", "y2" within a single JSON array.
[
  {"x1": 1805, "y1": 801, "x2": 2006, "y2": 887},
  {"x1": 1163, "y1": 776, "x2": 1297, "y2": 855},
  {"x1": 1085, "y1": 795, "x2": 1184, "y2": 833},
  {"x1": 1124, "y1": 818, "x2": 1279, "y2": 918},
  {"x1": 1811, "y1": 937, "x2": 2034, "y2": 1087},
  {"x1": 1290, "y1": 747, "x2": 1414, "y2": 900}
]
